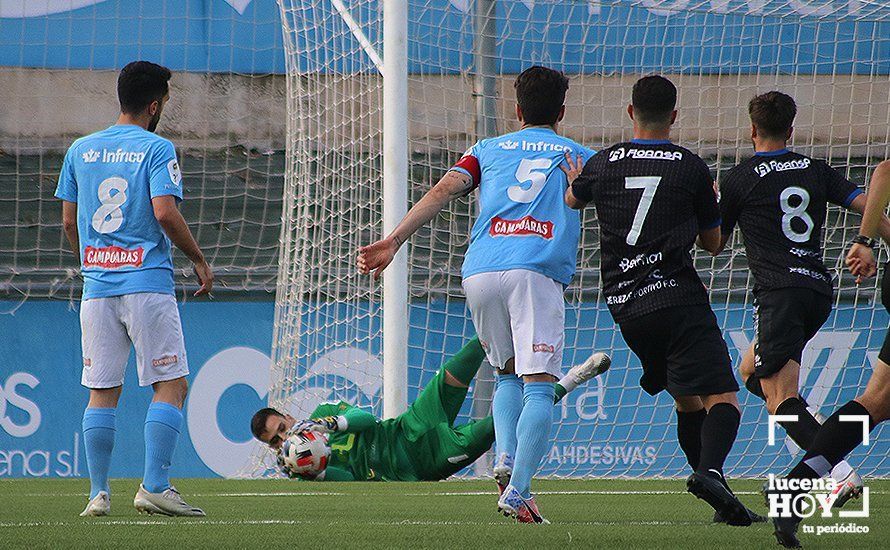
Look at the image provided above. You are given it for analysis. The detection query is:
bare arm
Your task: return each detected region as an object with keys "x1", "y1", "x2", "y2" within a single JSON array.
[
  {"x1": 564, "y1": 185, "x2": 587, "y2": 210},
  {"x1": 560, "y1": 153, "x2": 588, "y2": 210},
  {"x1": 358, "y1": 171, "x2": 474, "y2": 279},
  {"x1": 848, "y1": 184, "x2": 890, "y2": 243},
  {"x1": 152, "y1": 195, "x2": 213, "y2": 296},
  {"x1": 846, "y1": 161, "x2": 890, "y2": 281},
  {"x1": 61, "y1": 200, "x2": 79, "y2": 256},
  {"x1": 696, "y1": 226, "x2": 722, "y2": 256}
]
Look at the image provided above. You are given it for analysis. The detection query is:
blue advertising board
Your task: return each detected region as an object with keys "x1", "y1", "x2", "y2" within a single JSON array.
[
  {"x1": 0, "y1": 1, "x2": 886, "y2": 74},
  {"x1": 0, "y1": 299, "x2": 887, "y2": 479}
]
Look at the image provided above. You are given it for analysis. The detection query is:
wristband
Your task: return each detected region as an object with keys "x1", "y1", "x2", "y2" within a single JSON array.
[{"x1": 852, "y1": 235, "x2": 877, "y2": 249}]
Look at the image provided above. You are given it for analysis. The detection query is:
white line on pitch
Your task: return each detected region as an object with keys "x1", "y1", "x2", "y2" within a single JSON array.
[
  {"x1": 0, "y1": 519, "x2": 701, "y2": 529},
  {"x1": 12, "y1": 489, "x2": 887, "y2": 498}
]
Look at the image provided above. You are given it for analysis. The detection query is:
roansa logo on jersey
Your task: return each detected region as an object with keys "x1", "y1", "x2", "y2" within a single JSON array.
[
  {"x1": 610, "y1": 148, "x2": 683, "y2": 162},
  {"x1": 754, "y1": 157, "x2": 811, "y2": 177},
  {"x1": 83, "y1": 246, "x2": 144, "y2": 269},
  {"x1": 490, "y1": 215, "x2": 554, "y2": 239}
]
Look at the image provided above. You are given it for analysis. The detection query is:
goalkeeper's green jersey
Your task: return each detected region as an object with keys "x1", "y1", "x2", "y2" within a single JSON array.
[{"x1": 309, "y1": 401, "x2": 417, "y2": 481}]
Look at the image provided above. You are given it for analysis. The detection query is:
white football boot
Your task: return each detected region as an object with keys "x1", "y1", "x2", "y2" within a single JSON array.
[
  {"x1": 79, "y1": 491, "x2": 110, "y2": 517},
  {"x1": 830, "y1": 464, "x2": 864, "y2": 509},
  {"x1": 493, "y1": 453, "x2": 514, "y2": 496},
  {"x1": 565, "y1": 352, "x2": 611, "y2": 388},
  {"x1": 134, "y1": 484, "x2": 205, "y2": 517}
]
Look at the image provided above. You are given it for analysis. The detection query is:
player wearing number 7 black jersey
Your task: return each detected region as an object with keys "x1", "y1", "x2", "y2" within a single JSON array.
[
  {"x1": 55, "y1": 61, "x2": 212, "y2": 518},
  {"x1": 716, "y1": 92, "x2": 890, "y2": 517},
  {"x1": 563, "y1": 75, "x2": 756, "y2": 526}
]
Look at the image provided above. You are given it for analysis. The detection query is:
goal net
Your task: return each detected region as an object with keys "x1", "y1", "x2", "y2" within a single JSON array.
[
  {"x1": 0, "y1": 4, "x2": 286, "y2": 303},
  {"x1": 264, "y1": 0, "x2": 890, "y2": 478}
]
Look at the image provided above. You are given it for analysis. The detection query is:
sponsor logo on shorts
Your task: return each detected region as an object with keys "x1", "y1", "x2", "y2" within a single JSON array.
[
  {"x1": 83, "y1": 246, "x2": 144, "y2": 269},
  {"x1": 152, "y1": 355, "x2": 179, "y2": 368},
  {"x1": 532, "y1": 343, "x2": 555, "y2": 353},
  {"x1": 82, "y1": 358, "x2": 91, "y2": 367},
  {"x1": 489, "y1": 215, "x2": 553, "y2": 239}
]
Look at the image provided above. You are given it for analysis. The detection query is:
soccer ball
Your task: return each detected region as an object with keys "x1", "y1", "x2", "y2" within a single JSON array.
[{"x1": 281, "y1": 430, "x2": 330, "y2": 478}]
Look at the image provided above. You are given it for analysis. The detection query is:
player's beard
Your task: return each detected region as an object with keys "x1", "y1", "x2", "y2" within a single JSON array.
[{"x1": 147, "y1": 111, "x2": 162, "y2": 133}]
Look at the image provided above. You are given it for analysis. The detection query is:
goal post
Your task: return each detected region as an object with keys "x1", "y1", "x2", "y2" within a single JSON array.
[
  {"x1": 382, "y1": 0, "x2": 410, "y2": 420},
  {"x1": 256, "y1": 0, "x2": 890, "y2": 479}
]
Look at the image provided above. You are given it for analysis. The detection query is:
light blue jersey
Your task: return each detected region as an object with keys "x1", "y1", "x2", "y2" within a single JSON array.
[
  {"x1": 451, "y1": 127, "x2": 595, "y2": 285},
  {"x1": 55, "y1": 125, "x2": 183, "y2": 299}
]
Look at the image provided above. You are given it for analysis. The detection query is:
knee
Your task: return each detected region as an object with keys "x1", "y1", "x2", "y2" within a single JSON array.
[
  {"x1": 153, "y1": 377, "x2": 188, "y2": 408},
  {"x1": 674, "y1": 395, "x2": 703, "y2": 413},
  {"x1": 702, "y1": 391, "x2": 739, "y2": 411},
  {"x1": 857, "y1": 391, "x2": 890, "y2": 423}
]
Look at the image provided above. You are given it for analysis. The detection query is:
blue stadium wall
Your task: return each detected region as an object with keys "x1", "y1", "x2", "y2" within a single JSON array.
[
  {"x1": 0, "y1": 0, "x2": 887, "y2": 74},
  {"x1": 1, "y1": 300, "x2": 888, "y2": 478}
]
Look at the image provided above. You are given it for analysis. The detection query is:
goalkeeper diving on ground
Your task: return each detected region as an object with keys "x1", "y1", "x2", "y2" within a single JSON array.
[{"x1": 251, "y1": 337, "x2": 609, "y2": 483}]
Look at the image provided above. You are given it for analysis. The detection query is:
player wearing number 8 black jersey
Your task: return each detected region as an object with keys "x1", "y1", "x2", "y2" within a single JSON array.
[
  {"x1": 717, "y1": 92, "x2": 890, "y2": 513},
  {"x1": 562, "y1": 75, "x2": 757, "y2": 526}
]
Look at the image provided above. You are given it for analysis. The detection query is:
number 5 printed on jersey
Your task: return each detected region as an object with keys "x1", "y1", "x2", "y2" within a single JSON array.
[
  {"x1": 92, "y1": 176, "x2": 128, "y2": 233},
  {"x1": 509, "y1": 158, "x2": 552, "y2": 203}
]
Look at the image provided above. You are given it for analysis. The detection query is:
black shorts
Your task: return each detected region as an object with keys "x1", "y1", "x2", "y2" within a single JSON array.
[
  {"x1": 752, "y1": 287, "x2": 832, "y2": 379},
  {"x1": 618, "y1": 304, "x2": 739, "y2": 397},
  {"x1": 879, "y1": 265, "x2": 890, "y2": 364}
]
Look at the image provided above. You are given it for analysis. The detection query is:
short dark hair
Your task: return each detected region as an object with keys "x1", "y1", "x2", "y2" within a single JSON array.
[
  {"x1": 117, "y1": 61, "x2": 172, "y2": 114},
  {"x1": 748, "y1": 91, "x2": 797, "y2": 140},
  {"x1": 631, "y1": 75, "x2": 677, "y2": 128},
  {"x1": 514, "y1": 66, "x2": 569, "y2": 126},
  {"x1": 251, "y1": 407, "x2": 284, "y2": 440}
]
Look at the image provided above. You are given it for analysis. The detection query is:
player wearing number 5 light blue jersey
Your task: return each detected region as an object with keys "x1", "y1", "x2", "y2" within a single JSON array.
[
  {"x1": 359, "y1": 66, "x2": 594, "y2": 523},
  {"x1": 55, "y1": 61, "x2": 212, "y2": 518}
]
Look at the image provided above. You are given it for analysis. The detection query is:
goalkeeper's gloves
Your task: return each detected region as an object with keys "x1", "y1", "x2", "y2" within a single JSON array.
[
  {"x1": 293, "y1": 416, "x2": 345, "y2": 434},
  {"x1": 276, "y1": 451, "x2": 300, "y2": 479}
]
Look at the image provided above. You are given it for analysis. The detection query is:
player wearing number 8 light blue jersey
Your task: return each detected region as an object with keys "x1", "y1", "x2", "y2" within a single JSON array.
[
  {"x1": 55, "y1": 61, "x2": 212, "y2": 519},
  {"x1": 359, "y1": 66, "x2": 593, "y2": 523},
  {"x1": 56, "y1": 125, "x2": 182, "y2": 298}
]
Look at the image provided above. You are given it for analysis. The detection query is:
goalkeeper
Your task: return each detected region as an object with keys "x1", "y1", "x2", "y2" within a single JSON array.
[{"x1": 250, "y1": 337, "x2": 609, "y2": 482}]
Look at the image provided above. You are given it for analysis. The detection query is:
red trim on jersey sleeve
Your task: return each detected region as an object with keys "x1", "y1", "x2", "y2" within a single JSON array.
[{"x1": 452, "y1": 154, "x2": 481, "y2": 186}]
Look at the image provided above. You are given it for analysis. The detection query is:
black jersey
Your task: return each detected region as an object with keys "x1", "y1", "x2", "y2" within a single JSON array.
[
  {"x1": 571, "y1": 140, "x2": 720, "y2": 323},
  {"x1": 719, "y1": 150, "x2": 861, "y2": 296}
]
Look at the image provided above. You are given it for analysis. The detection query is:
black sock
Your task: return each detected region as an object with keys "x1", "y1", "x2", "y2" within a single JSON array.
[
  {"x1": 676, "y1": 408, "x2": 706, "y2": 470},
  {"x1": 776, "y1": 397, "x2": 821, "y2": 450},
  {"x1": 788, "y1": 400, "x2": 876, "y2": 480},
  {"x1": 745, "y1": 376, "x2": 765, "y2": 400},
  {"x1": 696, "y1": 403, "x2": 740, "y2": 476}
]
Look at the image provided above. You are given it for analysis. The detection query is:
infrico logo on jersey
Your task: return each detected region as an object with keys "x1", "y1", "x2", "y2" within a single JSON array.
[
  {"x1": 100, "y1": 149, "x2": 146, "y2": 163},
  {"x1": 490, "y1": 216, "x2": 553, "y2": 239},
  {"x1": 82, "y1": 149, "x2": 100, "y2": 163},
  {"x1": 83, "y1": 246, "x2": 144, "y2": 269}
]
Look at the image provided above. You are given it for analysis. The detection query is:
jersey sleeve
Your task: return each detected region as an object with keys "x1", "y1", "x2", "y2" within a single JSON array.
[
  {"x1": 570, "y1": 153, "x2": 601, "y2": 204},
  {"x1": 54, "y1": 147, "x2": 78, "y2": 202},
  {"x1": 822, "y1": 161, "x2": 862, "y2": 207},
  {"x1": 149, "y1": 140, "x2": 184, "y2": 200},
  {"x1": 317, "y1": 465, "x2": 355, "y2": 481},
  {"x1": 449, "y1": 141, "x2": 482, "y2": 189},
  {"x1": 718, "y1": 170, "x2": 742, "y2": 235},
  {"x1": 693, "y1": 161, "x2": 721, "y2": 230},
  {"x1": 309, "y1": 401, "x2": 353, "y2": 419}
]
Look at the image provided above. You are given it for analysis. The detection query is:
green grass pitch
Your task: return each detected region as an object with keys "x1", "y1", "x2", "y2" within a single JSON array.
[{"x1": 1, "y1": 478, "x2": 886, "y2": 548}]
